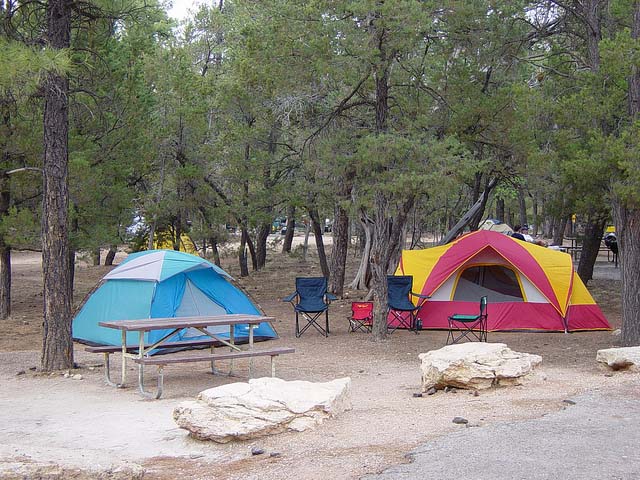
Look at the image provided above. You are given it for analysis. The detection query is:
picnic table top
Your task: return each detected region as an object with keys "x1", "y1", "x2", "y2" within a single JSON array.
[{"x1": 98, "y1": 314, "x2": 274, "y2": 331}]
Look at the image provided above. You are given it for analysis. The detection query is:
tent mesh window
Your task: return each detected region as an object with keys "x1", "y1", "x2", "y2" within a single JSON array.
[{"x1": 453, "y1": 265, "x2": 524, "y2": 302}]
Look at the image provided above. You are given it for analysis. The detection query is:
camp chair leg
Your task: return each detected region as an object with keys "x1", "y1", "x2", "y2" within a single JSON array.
[
  {"x1": 387, "y1": 309, "x2": 414, "y2": 334},
  {"x1": 446, "y1": 319, "x2": 485, "y2": 345},
  {"x1": 137, "y1": 363, "x2": 163, "y2": 399},
  {"x1": 270, "y1": 355, "x2": 276, "y2": 377},
  {"x1": 348, "y1": 302, "x2": 374, "y2": 333},
  {"x1": 326, "y1": 310, "x2": 330, "y2": 335},
  {"x1": 296, "y1": 311, "x2": 328, "y2": 337}
]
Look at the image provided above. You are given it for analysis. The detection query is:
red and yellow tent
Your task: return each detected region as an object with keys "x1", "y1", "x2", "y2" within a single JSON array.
[{"x1": 396, "y1": 230, "x2": 610, "y2": 332}]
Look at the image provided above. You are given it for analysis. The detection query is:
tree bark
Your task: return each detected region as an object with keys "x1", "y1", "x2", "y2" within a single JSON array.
[
  {"x1": 349, "y1": 209, "x2": 373, "y2": 291},
  {"x1": 532, "y1": 195, "x2": 539, "y2": 235},
  {"x1": 41, "y1": 0, "x2": 73, "y2": 371},
  {"x1": 238, "y1": 227, "x2": 249, "y2": 277},
  {"x1": 469, "y1": 174, "x2": 492, "y2": 230},
  {"x1": 440, "y1": 178, "x2": 497, "y2": 244},
  {"x1": 613, "y1": 200, "x2": 640, "y2": 345},
  {"x1": 328, "y1": 169, "x2": 354, "y2": 295},
  {"x1": 370, "y1": 194, "x2": 415, "y2": 340},
  {"x1": 517, "y1": 186, "x2": 527, "y2": 226},
  {"x1": 105, "y1": 245, "x2": 117, "y2": 266},
  {"x1": 370, "y1": 193, "x2": 391, "y2": 341},
  {"x1": 612, "y1": 0, "x2": 640, "y2": 346},
  {"x1": 209, "y1": 237, "x2": 221, "y2": 267},
  {"x1": 552, "y1": 216, "x2": 568, "y2": 245},
  {"x1": 308, "y1": 207, "x2": 329, "y2": 278},
  {"x1": 496, "y1": 197, "x2": 505, "y2": 223},
  {"x1": 255, "y1": 222, "x2": 271, "y2": 270},
  {"x1": 282, "y1": 206, "x2": 295, "y2": 253},
  {"x1": 577, "y1": 217, "x2": 606, "y2": 283},
  {"x1": 0, "y1": 243, "x2": 10, "y2": 320},
  {"x1": 0, "y1": 172, "x2": 10, "y2": 319},
  {"x1": 91, "y1": 248, "x2": 101, "y2": 266},
  {"x1": 583, "y1": 0, "x2": 603, "y2": 71},
  {"x1": 329, "y1": 203, "x2": 349, "y2": 295}
]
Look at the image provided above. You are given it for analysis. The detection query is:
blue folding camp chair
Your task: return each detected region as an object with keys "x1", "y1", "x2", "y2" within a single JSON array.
[
  {"x1": 446, "y1": 296, "x2": 488, "y2": 345},
  {"x1": 387, "y1": 275, "x2": 430, "y2": 334},
  {"x1": 283, "y1": 277, "x2": 337, "y2": 337}
]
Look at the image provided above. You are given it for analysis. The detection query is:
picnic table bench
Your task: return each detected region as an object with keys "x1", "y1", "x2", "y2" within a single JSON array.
[{"x1": 87, "y1": 314, "x2": 294, "y2": 399}]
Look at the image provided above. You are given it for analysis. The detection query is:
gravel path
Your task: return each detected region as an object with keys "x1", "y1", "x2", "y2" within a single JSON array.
[{"x1": 365, "y1": 384, "x2": 640, "y2": 480}]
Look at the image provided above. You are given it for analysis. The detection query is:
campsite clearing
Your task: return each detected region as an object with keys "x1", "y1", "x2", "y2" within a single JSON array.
[{"x1": 0, "y1": 247, "x2": 637, "y2": 480}]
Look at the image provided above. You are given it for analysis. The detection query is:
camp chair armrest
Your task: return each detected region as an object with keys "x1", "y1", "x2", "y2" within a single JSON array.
[
  {"x1": 325, "y1": 293, "x2": 338, "y2": 302},
  {"x1": 282, "y1": 292, "x2": 298, "y2": 303},
  {"x1": 411, "y1": 292, "x2": 431, "y2": 299}
]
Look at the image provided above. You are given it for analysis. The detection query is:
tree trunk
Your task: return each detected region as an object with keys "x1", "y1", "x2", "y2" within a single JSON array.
[
  {"x1": 577, "y1": 217, "x2": 606, "y2": 284},
  {"x1": 105, "y1": 245, "x2": 117, "y2": 266},
  {"x1": 469, "y1": 175, "x2": 492, "y2": 230},
  {"x1": 329, "y1": 170, "x2": 354, "y2": 295},
  {"x1": 282, "y1": 206, "x2": 295, "y2": 253},
  {"x1": 370, "y1": 194, "x2": 415, "y2": 341},
  {"x1": 238, "y1": 228, "x2": 249, "y2": 277},
  {"x1": 370, "y1": 193, "x2": 391, "y2": 341},
  {"x1": 41, "y1": 0, "x2": 73, "y2": 372},
  {"x1": 613, "y1": 200, "x2": 640, "y2": 345},
  {"x1": 612, "y1": 0, "x2": 640, "y2": 346},
  {"x1": 302, "y1": 219, "x2": 310, "y2": 261},
  {"x1": 0, "y1": 244, "x2": 10, "y2": 320},
  {"x1": 584, "y1": 0, "x2": 603, "y2": 71},
  {"x1": 329, "y1": 204, "x2": 349, "y2": 295},
  {"x1": 440, "y1": 178, "x2": 497, "y2": 244},
  {"x1": 209, "y1": 237, "x2": 221, "y2": 267},
  {"x1": 91, "y1": 248, "x2": 100, "y2": 266},
  {"x1": 496, "y1": 197, "x2": 505, "y2": 223},
  {"x1": 532, "y1": 195, "x2": 539, "y2": 235},
  {"x1": 517, "y1": 186, "x2": 527, "y2": 226},
  {"x1": 255, "y1": 222, "x2": 271, "y2": 270},
  {"x1": 244, "y1": 226, "x2": 258, "y2": 272},
  {"x1": 0, "y1": 172, "x2": 10, "y2": 319},
  {"x1": 308, "y1": 207, "x2": 329, "y2": 278},
  {"x1": 552, "y1": 216, "x2": 568, "y2": 246},
  {"x1": 349, "y1": 209, "x2": 374, "y2": 290},
  {"x1": 173, "y1": 220, "x2": 182, "y2": 251}
]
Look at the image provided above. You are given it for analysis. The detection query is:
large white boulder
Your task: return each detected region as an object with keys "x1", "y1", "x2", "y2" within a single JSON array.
[
  {"x1": 173, "y1": 377, "x2": 351, "y2": 443},
  {"x1": 596, "y1": 346, "x2": 640, "y2": 370},
  {"x1": 419, "y1": 343, "x2": 542, "y2": 391}
]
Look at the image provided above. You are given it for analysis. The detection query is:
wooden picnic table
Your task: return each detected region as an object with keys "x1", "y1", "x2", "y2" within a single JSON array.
[{"x1": 93, "y1": 314, "x2": 293, "y2": 399}]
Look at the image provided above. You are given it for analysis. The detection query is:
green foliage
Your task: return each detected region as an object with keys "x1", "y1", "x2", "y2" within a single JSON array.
[
  {"x1": 0, "y1": 207, "x2": 39, "y2": 248},
  {"x1": 4, "y1": 0, "x2": 640, "y2": 267},
  {"x1": 0, "y1": 39, "x2": 72, "y2": 92}
]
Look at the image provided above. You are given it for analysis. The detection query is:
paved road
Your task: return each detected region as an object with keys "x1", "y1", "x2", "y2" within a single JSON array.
[{"x1": 365, "y1": 388, "x2": 640, "y2": 480}]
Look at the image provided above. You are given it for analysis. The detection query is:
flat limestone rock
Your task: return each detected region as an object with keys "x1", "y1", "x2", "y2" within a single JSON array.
[
  {"x1": 173, "y1": 377, "x2": 351, "y2": 442},
  {"x1": 596, "y1": 346, "x2": 640, "y2": 370},
  {"x1": 419, "y1": 343, "x2": 542, "y2": 391}
]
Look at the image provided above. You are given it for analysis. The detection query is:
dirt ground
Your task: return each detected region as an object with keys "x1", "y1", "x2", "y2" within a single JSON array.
[{"x1": 0, "y1": 240, "x2": 637, "y2": 480}]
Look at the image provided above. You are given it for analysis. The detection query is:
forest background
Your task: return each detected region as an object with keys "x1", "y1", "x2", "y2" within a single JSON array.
[{"x1": 1, "y1": 0, "x2": 640, "y2": 370}]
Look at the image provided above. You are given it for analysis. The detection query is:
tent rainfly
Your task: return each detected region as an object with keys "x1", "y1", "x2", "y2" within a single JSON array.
[
  {"x1": 72, "y1": 250, "x2": 277, "y2": 346},
  {"x1": 395, "y1": 230, "x2": 610, "y2": 332}
]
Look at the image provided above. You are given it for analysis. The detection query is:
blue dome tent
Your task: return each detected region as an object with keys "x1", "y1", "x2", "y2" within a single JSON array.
[{"x1": 72, "y1": 250, "x2": 277, "y2": 347}]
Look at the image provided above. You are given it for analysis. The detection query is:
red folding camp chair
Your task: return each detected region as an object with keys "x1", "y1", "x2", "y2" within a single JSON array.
[{"x1": 348, "y1": 302, "x2": 374, "y2": 333}]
